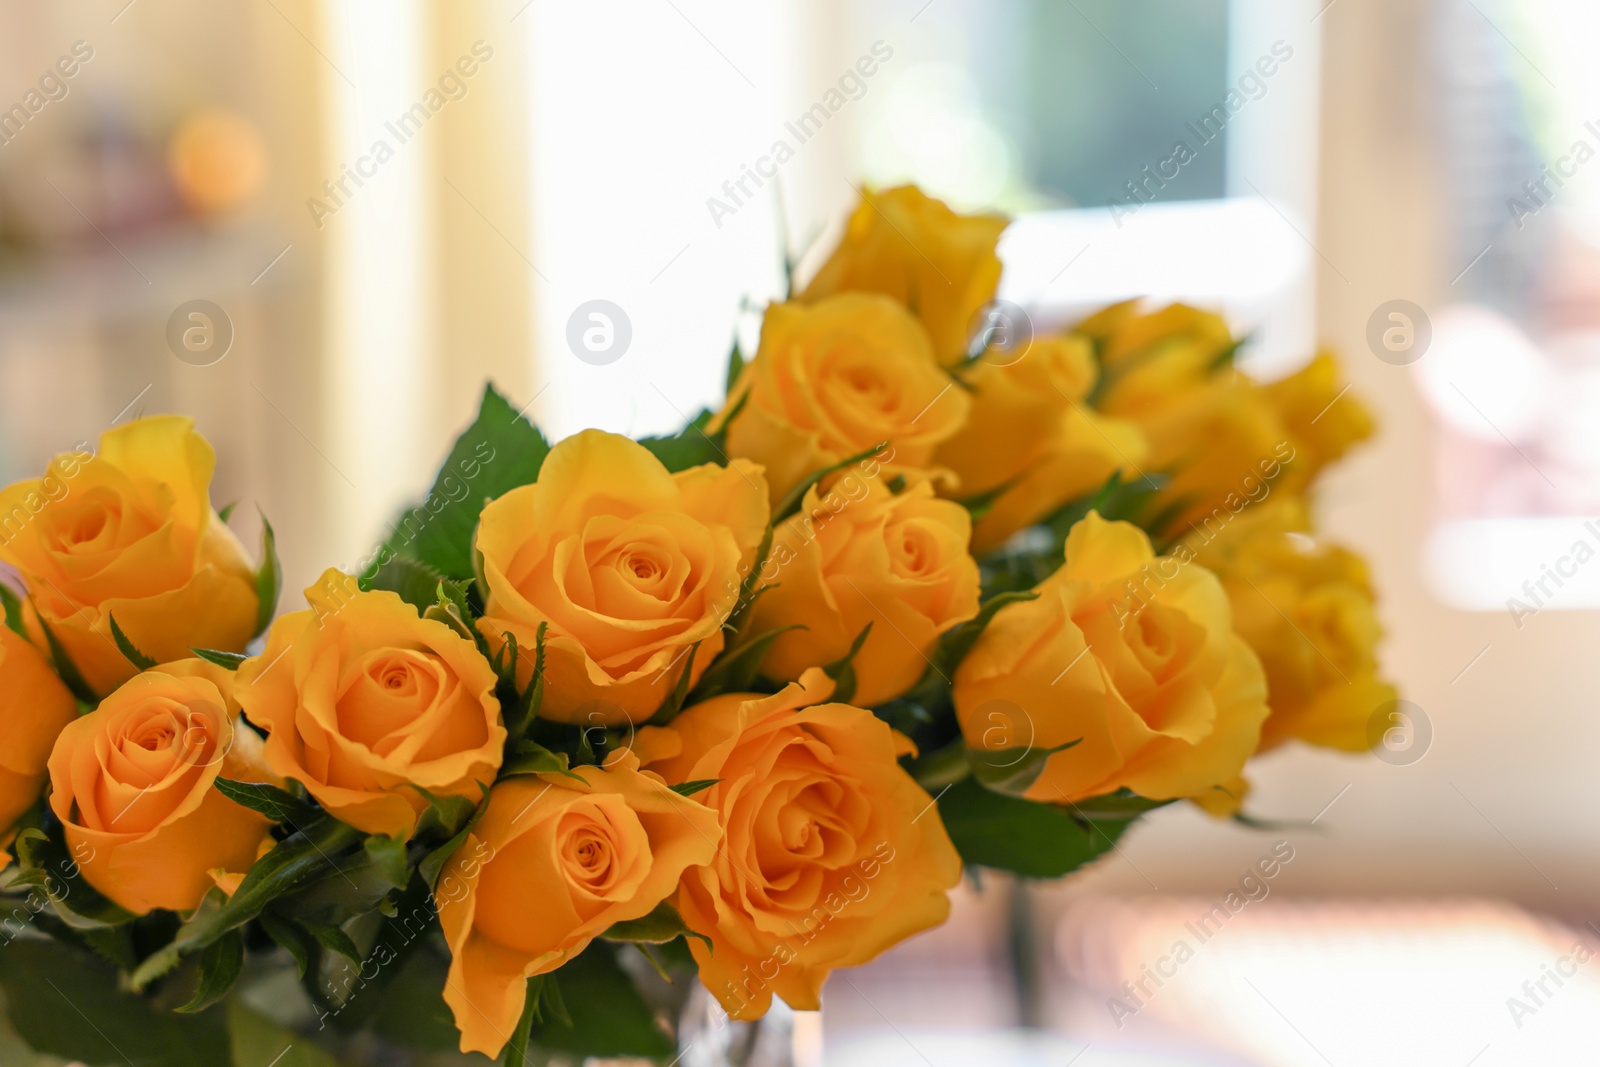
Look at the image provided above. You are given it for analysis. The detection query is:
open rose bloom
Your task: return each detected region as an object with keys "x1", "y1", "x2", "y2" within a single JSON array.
[{"x1": 0, "y1": 184, "x2": 1390, "y2": 1064}]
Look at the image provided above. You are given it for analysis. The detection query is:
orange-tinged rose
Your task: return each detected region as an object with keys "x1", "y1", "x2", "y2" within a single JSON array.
[
  {"x1": 1184, "y1": 499, "x2": 1395, "y2": 752},
  {"x1": 641, "y1": 670, "x2": 961, "y2": 1020},
  {"x1": 749, "y1": 478, "x2": 980, "y2": 706},
  {"x1": 46, "y1": 659, "x2": 275, "y2": 913},
  {"x1": 476, "y1": 430, "x2": 768, "y2": 726},
  {"x1": 437, "y1": 752, "x2": 720, "y2": 1058},
  {"x1": 0, "y1": 416, "x2": 258, "y2": 697},
  {"x1": 0, "y1": 626, "x2": 78, "y2": 852},
  {"x1": 235, "y1": 570, "x2": 504, "y2": 838},
  {"x1": 800, "y1": 185, "x2": 1008, "y2": 363},
  {"x1": 934, "y1": 334, "x2": 1150, "y2": 552},
  {"x1": 717, "y1": 294, "x2": 970, "y2": 506},
  {"x1": 953, "y1": 512, "x2": 1269, "y2": 803}
]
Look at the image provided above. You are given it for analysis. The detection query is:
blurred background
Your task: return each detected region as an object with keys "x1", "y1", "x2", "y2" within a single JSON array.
[{"x1": 1, "y1": 0, "x2": 1597, "y2": 1063}]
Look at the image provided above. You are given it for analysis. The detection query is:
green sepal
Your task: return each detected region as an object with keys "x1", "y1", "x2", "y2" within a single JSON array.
[
  {"x1": 969, "y1": 739, "x2": 1081, "y2": 797},
  {"x1": 32, "y1": 611, "x2": 97, "y2": 705},
  {"x1": 0, "y1": 581, "x2": 27, "y2": 638},
  {"x1": 107, "y1": 613, "x2": 157, "y2": 670},
  {"x1": 771, "y1": 441, "x2": 889, "y2": 523},
  {"x1": 501, "y1": 739, "x2": 583, "y2": 781},
  {"x1": 684, "y1": 626, "x2": 800, "y2": 706},
  {"x1": 253, "y1": 509, "x2": 282, "y2": 638},
  {"x1": 190, "y1": 647, "x2": 249, "y2": 670},
  {"x1": 602, "y1": 900, "x2": 712, "y2": 952},
  {"x1": 821, "y1": 622, "x2": 872, "y2": 704},
  {"x1": 649, "y1": 641, "x2": 700, "y2": 724}
]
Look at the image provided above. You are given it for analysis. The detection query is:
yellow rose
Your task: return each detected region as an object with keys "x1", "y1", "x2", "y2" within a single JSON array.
[
  {"x1": 640, "y1": 669, "x2": 961, "y2": 1020},
  {"x1": 717, "y1": 294, "x2": 970, "y2": 506},
  {"x1": 800, "y1": 184, "x2": 1009, "y2": 363},
  {"x1": 476, "y1": 430, "x2": 768, "y2": 726},
  {"x1": 1263, "y1": 351, "x2": 1375, "y2": 483},
  {"x1": 748, "y1": 478, "x2": 980, "y2": 706},
  {"x1": 1135, "y1": 378, "x2": 1298, "y2": 534},
  {"x1": 1080, "y1": 301, "x2": 1235, "y2": 421},
  {"x1": 0, "y1": 416, "x2": 258, "y2": 697},
  {"x1": 953, "y1": 512, "x2": 1269, "y2": 802},
  {"x1": 235, "y1": 570, "x2": 505, "y2": 838},
  {"x1": 45, "y1": 659, "x2": 275, "y2": 913},
  {"x1": 437, "y1": 752, "x2": 720, "y2": 1058},
  {"x1": 0, "y1": 626, "x2": 78, "y2": 851},
  {"x1": 934, "y1": 334, "x2": 1149, "y2": 552},
  {"x1": 1184, "y1": 499, "x2": 1395, "y2": 752}
]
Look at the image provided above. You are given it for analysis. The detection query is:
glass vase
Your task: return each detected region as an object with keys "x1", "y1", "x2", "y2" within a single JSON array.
[{"x1": 669, "y1": 983, "x2": 821, "y2": 1067}]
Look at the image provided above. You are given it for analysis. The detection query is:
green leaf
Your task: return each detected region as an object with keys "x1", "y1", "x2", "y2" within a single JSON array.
[
  {"x1": 684, "y1": 625, "x2": 800, "y2": 705},
  {"x1": 0, "y1": 580, "x2": 26, "y2": 638},
  {"x1": 528, "y1": 943, "x2": 673, "y2": 1058},
  {"x1": 603, "y1": 900, "x2": 712, "y2": 952},
  {"x1": 362, "y1": 833, "x2": 409, "y2": 889},
  {"x1": 365, "y1": 949, "x2": 467, "y2": 1051},
  {"x1": 649, "y1": 641, "x2": 700, "y2": 724},
  {"x1": 670, "y1": 779, "x2": 719, "y2": 798},
  {"x1": 385, "y1": 383, "x2": 551, "y2": 580},
  {"x1": 301, "y1": 919, "x2": 362, "y2": 964},
  {"x1": 106, "y1": 613, "x2": 157, "y2": 670},
  {"x1": 131, "y1": 815, "x2": 366, "y2": 989},
  {"x1": 1073, "y1": 788, "x2": 1177, "y2": 819},
  {"x1": 772, "y1": 441, "x2": 889, "y2": 523},
  {"x1": 726, "y1": 336, "x2": 745, "y2": 394},
  {"x1": 936, "y1": 777, "x2": 1137, "y2": 878},
  {"x1": 930, "y1": 590, "x2": 1038, "y2": 681},
  {"x1": 214, "y1": 777, "x2": 319, "y2": 826},
  {"x1": 32, "y1": 611, "x2": 97, "y2": 705},
  {"x1": 362, "y1": 555, "x2": 450, "y2": 614},
  {"x1": 176, "y1": 928, "x2": 245, "y2": 1013},
  {"x1": 969, "y1": 739, "x2": 1081, "y2": 797},
  {"x1": 821, "y1": 622, "x2": 872, "y2": 705},
  {"x1": 254, "y1": 509, "x2": 282, "y2": 638},
  {"x1": 218, "y1": 500, "x2": 238, "y2": 524},
  {"x1": 11, "y1": 826, "x2": 137, "y2": 930},
  {"x1": 409, "y1": 783, "x2": 481, "y2": 843},
  {"x1": 502, "y1": 621, "x2": 548, "y2": 741},
  {"x1": 0, "y1": 939, "x2": 231, "y2": 1067},
  {"x1": 637, "y1": 409, "x2": 725, "y2": 473},
  {"x1": 501, "y1": 739, "x2": 582, "y2": 780},
  {"x1": 419, "y1": 790, "x2": 491, "y2": 892},
  {"x1": 259, "y1": 908, "x2": 317, "y2": 976},
  {"x1": 229, "y1": 999, "x2": 348, "y2": 1067},
  {"x1": 191, "y1": 646, "x2": 249, "y2": 670}
]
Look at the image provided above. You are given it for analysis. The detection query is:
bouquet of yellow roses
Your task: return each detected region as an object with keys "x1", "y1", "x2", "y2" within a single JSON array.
[{"x1": 0, "y1": 185, "x2": 1392, "y2": 1065}]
